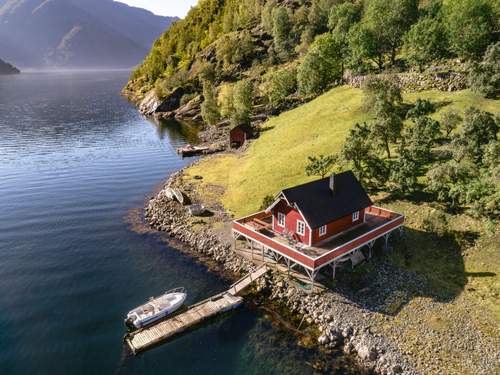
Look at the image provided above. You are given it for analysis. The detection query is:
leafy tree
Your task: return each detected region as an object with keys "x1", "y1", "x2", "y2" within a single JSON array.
[
  {"x1": 297, "y1": 33, "x2": 343, "y2": 95},
  {"x1": 341, "y1": 122, "x2": 386, "y2": 185},
  {"x1": 406, "y1": 116, "x2": 441, "y2": 162},
  {"x1": 406, "y1": 99, "x2": 435, "y2": 119},
  {"x1": 328, "y1": 2, "x2": 362, "y2": 34},
  {"x1": 201, "y1": 80, "x2": 220, "y2": 126},
  {"x1": 363, "y1": 76, "x2": 403, "y2": 112},
  {"x1": 468, "y1": 42, "x2": 500, "y2": 99},
  {"x1": 347, "y1": 24, "x2": 381, "y2": 72},
  {"x1": 305, "y1": 154, "x2": 336, "y2": 178},
  {"x1": 459, "y1": 107, "x2": 499, "y2": 162},
  {"x1": 403, "y1": 17, "x2": 448, "y2": 71},
  {"x1": 216, "y1": 31, "x2": 254, "y2": 68},
  {"x1": 364, "y1": 0, "x2": 419, "y2": 65},
  {"x1": 389, "y1": 148, "x2": 419, "y2": 194},
  {"x1": 261, "y1": 67, "x2": 297, "y2": 109},
  {"x1": 272, "y1": 6, "x2": 292, "y2": 59},
  {"x1": 218, "y1": 83, "x2": 235, "y2": 119},
  {"x1": 369, "y1": 113, "x2": 403, "y2": 159},
  {"x1": 441, "y1": 110, "x2": 462, "y2": 138},
  {"x1": 328, "y1": 2, "x2": 362, "y2": 75},
  {"x1": 363, "y1": 77, "x2": 403, "y2": 158},
  {"x1": 445, "y1": 0, "x2": 496, "y2": 60},
  {"x1": 425, "y1": 160, "x2": 472, "y2": 208},
  {"x1": 308, "y1": 0, "x2": 336, "y2": 35},
  {"x1": 231, "y1": 79, "x2": 254, "y2": 126}
]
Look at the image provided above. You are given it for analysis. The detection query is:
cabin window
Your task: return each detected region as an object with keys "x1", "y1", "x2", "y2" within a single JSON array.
[
  {"x1": 297, "y1": 220, "x2": 306, "y2": 236},
  {"x1": 352, "y1": 211, "x2": 360, "y2": 222},
  {"x1": 319, "y1": 225, "x2": 327, "y2": 236},
  {"x1": 277, "y1": 212, "x2": 285, "y2": 227}
]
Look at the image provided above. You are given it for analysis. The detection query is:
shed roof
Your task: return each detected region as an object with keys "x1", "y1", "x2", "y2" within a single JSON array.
[{"x1": 279, "y1": 171, "x2": 373, "y2": 229}]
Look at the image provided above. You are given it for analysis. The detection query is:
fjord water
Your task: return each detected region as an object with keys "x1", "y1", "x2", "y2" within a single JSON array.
[{"x1": 0, "y1": 71, "x2": 358, "y2": 375}]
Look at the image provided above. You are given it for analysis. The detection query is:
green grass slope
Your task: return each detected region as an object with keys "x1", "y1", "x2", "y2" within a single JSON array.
[{"x1": 186, "y1": 86, "x2": 498, "y2": 217}]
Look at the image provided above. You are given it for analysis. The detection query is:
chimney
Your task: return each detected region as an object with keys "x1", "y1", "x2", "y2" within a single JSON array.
[{"x1": 329, "y1": 173, "x2": 335, "y2": 194}]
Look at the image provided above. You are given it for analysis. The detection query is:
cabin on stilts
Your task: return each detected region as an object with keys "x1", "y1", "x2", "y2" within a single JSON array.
[{"x1": 232, "y1": 171, "x2": 405, "y2": 289}]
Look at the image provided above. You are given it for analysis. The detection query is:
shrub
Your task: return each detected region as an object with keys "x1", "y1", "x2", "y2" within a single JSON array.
[
  {"x1": 468, "y1": 42, "x2": 500, "y2": 99},
  {"x1": 406, "y1": 98, "x2": 435, "y2": 119}
]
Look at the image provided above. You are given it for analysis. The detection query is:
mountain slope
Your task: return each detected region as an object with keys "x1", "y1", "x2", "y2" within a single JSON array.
[
  {"x1": 0, "y1": 57, "x2": 20, "y2": 74},
  {"x1": 0, "y1": 0, "x2": 178, "y2": 68}
]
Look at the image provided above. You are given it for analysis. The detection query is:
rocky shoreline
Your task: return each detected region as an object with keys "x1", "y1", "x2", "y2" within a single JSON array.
[{"x1": 145, "y1": 168, "x2": 420, "y2": 375}]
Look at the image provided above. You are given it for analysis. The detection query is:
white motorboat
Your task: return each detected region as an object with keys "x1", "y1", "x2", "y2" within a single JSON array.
[{"x1": 125, "y1": 287, "x2": 187, "y2": 330}]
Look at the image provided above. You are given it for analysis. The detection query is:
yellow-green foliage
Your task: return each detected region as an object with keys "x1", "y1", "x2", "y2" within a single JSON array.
[{"x1": 186, "y1": 87, "x2": 498, "y2": 217}]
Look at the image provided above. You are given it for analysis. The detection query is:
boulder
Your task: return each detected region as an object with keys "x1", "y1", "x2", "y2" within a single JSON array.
[{"x1": 157, "y1": 87, "x2": 186, "y2": 113}]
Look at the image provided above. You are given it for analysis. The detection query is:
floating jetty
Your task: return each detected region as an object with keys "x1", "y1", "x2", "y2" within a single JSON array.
[{"x1": 125, "y1": 265, "x2": 269, "y2": 354}]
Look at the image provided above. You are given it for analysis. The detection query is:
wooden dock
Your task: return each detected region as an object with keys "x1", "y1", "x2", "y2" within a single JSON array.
[{"x1": 125, "y1": 265, "x2": 269, "y2": 354}]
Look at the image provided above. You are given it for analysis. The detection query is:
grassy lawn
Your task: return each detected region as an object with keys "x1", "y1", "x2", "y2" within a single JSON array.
[{"x1": 186, "y1": 86, "x2": 498, "y2": 217}]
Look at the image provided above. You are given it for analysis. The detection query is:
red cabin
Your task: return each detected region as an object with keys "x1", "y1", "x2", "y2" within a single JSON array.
[
  {"x1": 268, "y1": 171, "x2": 372, "y2": 247},
  {"x1": 232, "y1": 171, "x2": 405, "y2": 286}
]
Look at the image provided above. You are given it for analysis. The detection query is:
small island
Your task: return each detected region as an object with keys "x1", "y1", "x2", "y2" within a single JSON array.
[{"x1": 0, "y1": 58, "x2": 20, "y2": 75}]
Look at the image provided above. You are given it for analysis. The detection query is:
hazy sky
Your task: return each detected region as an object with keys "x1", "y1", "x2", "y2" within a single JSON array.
[{"x1": 117, "y1": 0, "x2": 199, "y2": 17}]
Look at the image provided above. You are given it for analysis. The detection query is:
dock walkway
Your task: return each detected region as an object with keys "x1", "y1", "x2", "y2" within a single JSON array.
[{"x1": 126, "y1": 265, "x2": 269, "y2": 354}]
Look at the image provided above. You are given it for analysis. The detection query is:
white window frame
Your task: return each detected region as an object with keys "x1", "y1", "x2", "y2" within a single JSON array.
[
  {"x1": 296, "y1": 220, "x2": 306, "y2": 236},
  {"x1": 319, "y1": 225, "x2": 327, "y2": 237},
  {"x1": 277, "y1": 212, "x2": 285, "y2": 227},
  {"x1": 352, "y1": 211, "x2": 360, "y2": 222}
]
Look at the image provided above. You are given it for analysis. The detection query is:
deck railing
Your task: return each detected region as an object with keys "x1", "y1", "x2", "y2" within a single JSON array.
[{"x1": 233, "y1": 206, "x2": 404, "y2": 271}]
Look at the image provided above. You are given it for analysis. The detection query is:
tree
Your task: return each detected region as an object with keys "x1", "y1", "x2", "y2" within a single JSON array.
[
  {"x1": 305, "y1": 154, "x2": 336, "y2": 178},
  {"x1": 218, "y1": 83, "x2": 235, "y2": 119},
  {"x1": 308, "y1": 0, "x2": 336, "y2": 35},
  {"x1": 364, "y1": 0, "x2": 419, "y2": 65},
  {"x1": 369, "y1": 113, "x2": 403, "y2": 159},
  {"x1": 406, "y1": 116, "x2": 441, "y2": 162},
  {"x1": 468, "y1": 42, "x2": 500, "y2": 99},
  {"x1": 389, "y1": 148, "x2": 419, "y2": 194},
  {"x1": 201, "y1": 80, "x2": 220, "y2": 126},
  {"x1": 328, "y1": 2, "x2": 362, "y2": 34},
  {"x1": 441, "y1": 110, "x2": 462, "y2": 138},
  {"x1": 297, "y1": 33, "x2": 343, "y2": 95},
  {"x1": 261, "y1": 67, "x2": 297, "y2": 109},
  {"x1": 231, "y1": 79, "x2": 254, "y2": 126},
  {"x1": 363, "y1": 77, "x2": 404, "y2": 158},
  {"x1": 347, "y1": 23, "x2": 383, "y2": 71},
  {"x1": 403, "y1": 17, "x2": 448, "y2": 71},
  {"x1": 328, "y1": 2, "x2": 362, "y2": 75},
  {"x1": 406, "y1": 98, "x2": 435, "y2": 119},
  {"x1": 425, "y1": 160, "x2": 472, "y2": 208},
  {"x1": 272, "y1": 6, "x2": 292, "y2": 59},
  {"x1": 459, "y1": 107, "x2": 499, "y2": 162},
  {"x1": 445, "y1": 0, "x2": 496, "y2": 60}
]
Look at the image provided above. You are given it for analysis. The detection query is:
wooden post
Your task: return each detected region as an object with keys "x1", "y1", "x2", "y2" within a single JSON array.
[{"x1": 331, "y1": 262, "x2": 337, "y2": 280}]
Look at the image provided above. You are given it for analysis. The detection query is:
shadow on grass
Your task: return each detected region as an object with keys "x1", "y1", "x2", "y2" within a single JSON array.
[{"x1": 315, "y1": 226, "x2": 476, "y2": 316}]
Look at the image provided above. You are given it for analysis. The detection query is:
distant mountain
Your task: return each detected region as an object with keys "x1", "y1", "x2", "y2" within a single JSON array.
[
  {"x1": 0, "y1": 58, "x2": 19, "y2": 74},
  {"x1": 0, "y1": 0, "x2": 178, "y2": 69}
]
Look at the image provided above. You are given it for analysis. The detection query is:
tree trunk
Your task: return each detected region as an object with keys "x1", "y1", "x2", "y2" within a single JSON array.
[{"x1": 385, "y1": 139, "x2": 391, "y2": 159}]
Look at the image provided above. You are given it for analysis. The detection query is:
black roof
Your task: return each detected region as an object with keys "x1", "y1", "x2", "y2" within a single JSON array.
[{"x1": 280, "y1": 171, "x2": 373, "y2": 229}]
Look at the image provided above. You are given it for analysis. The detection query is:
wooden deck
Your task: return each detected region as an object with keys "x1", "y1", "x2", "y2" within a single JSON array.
[{"x1": 125, "y1": 265, "x2": 269, "y2": 354}]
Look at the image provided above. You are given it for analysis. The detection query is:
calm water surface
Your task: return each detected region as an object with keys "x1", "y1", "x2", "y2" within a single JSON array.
[{"x1": 0, "y1": 71, "x2": 359, "y2": 375}]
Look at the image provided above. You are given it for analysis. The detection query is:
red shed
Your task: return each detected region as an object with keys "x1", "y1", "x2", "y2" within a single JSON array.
[{"x1": 229, "y1": 124, "x2": 254, "y2": 148}]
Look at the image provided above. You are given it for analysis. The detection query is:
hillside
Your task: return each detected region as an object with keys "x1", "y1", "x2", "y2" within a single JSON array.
[
  {"x1": 186, "y1": 86, "x2": 498, "y2": 216},
  {"x1": 182, "y1": 85, "x2": 499, "y2": 374},
  {"x1": 125, "y1": 0, "x2": 498, "y2": 122},
  {"x1": 0, "y1": 0, "x2": 178, "y2": 68},
  {"x1": 0, "y1": 58, "x2": 20, "y2": 75}
]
